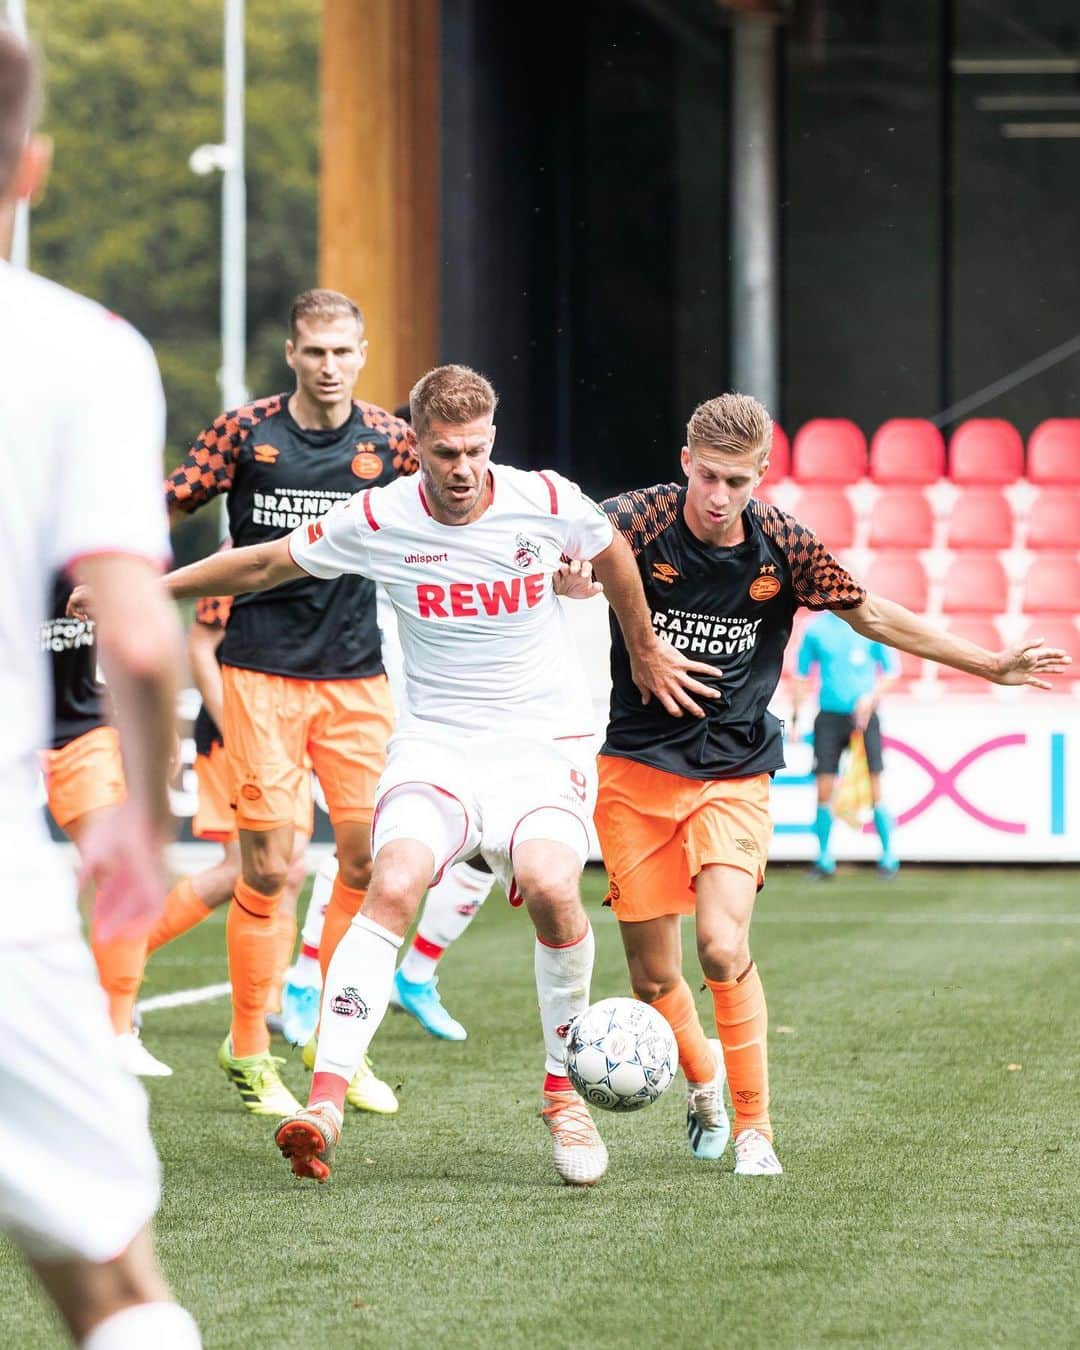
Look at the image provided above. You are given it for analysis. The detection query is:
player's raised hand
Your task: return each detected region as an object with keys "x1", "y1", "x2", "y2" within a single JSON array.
[
  {"x1": 992, "y1": 638, "x2": 1072, "y2": 690},
  {"x1": 66, "y1": 584, "x2": 94, "y2": 619},
  {"x1": 630, "y1": 635, "x2": 720, "y2": 718},
  {"x1": 79, "y1": 800, "x2": 169, "y2": 942},
  {"x1": 553, "y1": 559, "x2": 603, "y2": 600}
]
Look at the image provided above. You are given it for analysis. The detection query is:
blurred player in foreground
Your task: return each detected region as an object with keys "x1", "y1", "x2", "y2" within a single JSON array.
[
  {"x1": 0, "y1": 27, "x2": 200, "y2": 1346},
  {"x1": 586, "y1": 393, "x2": 1070, "y2": 1177},
  {"x1": 156, "y1": 364, "x2": 715, "y2": 1188},
  {"x1": 792, "y1": 611, "x2": 901, "y2": 878}
]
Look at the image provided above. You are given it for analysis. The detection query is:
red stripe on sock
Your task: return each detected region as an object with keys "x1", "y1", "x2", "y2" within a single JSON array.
[
  {"x1": 309, "y1": 1071, "x2": 348, "y2": 1114},
  {"x1": 412, "y1": 934, "x2": 445, "y2": 961},
  {"x1": 301, "y1": 943, "x2": 319, "y2": 961},
  {"x1": 544, "y1": 1073, "x2": 573, "y2": 1094}
]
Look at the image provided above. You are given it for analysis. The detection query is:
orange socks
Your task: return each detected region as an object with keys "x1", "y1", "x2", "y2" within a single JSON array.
[
  {"x1": 147, "y1": 877, "x2": 213, "y2": 954},
  {"x1": 706, "y1": 961, "x2": 772, "y2": 1141},
  {"x1": 318, "y1": 878, "x2": 367, "y2": 983},
  {"x1": 90, "y1": 928, "x2": 148, "y2": 1035},
  {"x1": 267, "y1": 910, "x2": 298, "y2": 1013},
  {"x1": 227, "y1": 879, "x2": 282, "y2": 1057},
  {"x1": 642, "y1": 979, "x2": 716, "y2": 1085}
]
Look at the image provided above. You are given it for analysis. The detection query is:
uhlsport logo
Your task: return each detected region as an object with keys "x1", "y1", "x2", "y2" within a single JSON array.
[{"x1": 330, "y1": 986, "x2": 369, "y2": 1019}]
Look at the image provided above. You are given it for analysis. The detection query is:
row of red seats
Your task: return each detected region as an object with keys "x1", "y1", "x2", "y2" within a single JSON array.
[
  {"x1": 763, "y1": 417, "x2": 1080, "y2": 485},
  {"x1": 788, "y1": 485, "x2": 1080, "y2": 551},
  {"x1": 859, "y1": 552, "x2": 1080, "y2": 614}
]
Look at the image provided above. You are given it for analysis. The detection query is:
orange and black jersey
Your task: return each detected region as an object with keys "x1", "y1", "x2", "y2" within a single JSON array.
[
  {"x1": 166, "y1": 395, "x2": 417, "y2": 680},
  {"x1": 192, "y1": 593, "x2": 232, "y2": 757},
  {"x1": 601, "y1": 485, "x2": 865, "y2": 780},
  {"x1": 41, "y1": 576, "x2": 105, "y2": 750}
]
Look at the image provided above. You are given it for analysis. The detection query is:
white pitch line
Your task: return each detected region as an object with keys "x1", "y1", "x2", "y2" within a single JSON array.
[
  {"x1": 753, "y1": 912, "x2": 1080, "y2": 926},
  {"x1": 136, "y1": 981, "x2": 232, "y2": 1014}
]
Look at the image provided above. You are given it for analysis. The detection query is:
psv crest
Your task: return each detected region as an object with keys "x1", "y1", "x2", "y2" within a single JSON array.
[
  {"x1": 351, "y1": 448, "x2": 383, "y2": 480},
  {"x1": 749, "y1": 563, "x2": 780, "y2": 602}
]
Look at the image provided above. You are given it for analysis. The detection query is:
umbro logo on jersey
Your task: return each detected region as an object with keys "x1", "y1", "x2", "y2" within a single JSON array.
[
  {"x1": 252, "y1": 443, "x2": 280, "y2": 464},
  {"x1": 652, "y1": 562, "x2": 680, "y2": 585}
]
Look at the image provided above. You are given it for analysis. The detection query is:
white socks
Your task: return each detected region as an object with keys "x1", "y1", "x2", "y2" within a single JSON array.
[
  {"x1": 293, "y1": 853, "x2": 338, "y2": 983},
  {"x1": 398, "y1": 861, "x2": 495, "y2": 985},
  {"x1": 313, "y1": 913, "x2": 401, "y2": 1081},
  {"x1": 81, "y1": 1302, "x2": 201, "y2": 1349},
  {"x1": 534, "y1": 925, "x2": 595, "y2": 1077}
]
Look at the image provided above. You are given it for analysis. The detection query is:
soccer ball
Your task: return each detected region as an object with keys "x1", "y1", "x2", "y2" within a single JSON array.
[{"x1": 564, "y1": 997, "x2": 679, "y2": 1113}]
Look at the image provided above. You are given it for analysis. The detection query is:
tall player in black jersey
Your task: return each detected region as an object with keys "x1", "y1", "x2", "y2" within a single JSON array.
[
  {"x1": 592, "y1": 393, "x2": 1070, "y2": 1176},
  {"x1": 164, "y1": 289, "x2": 413, "y2": 1115}
]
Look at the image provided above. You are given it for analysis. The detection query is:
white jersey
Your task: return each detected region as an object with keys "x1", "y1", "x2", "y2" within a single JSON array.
[
  {"x1": 290, "y1": 463, "x2": 614, "y2": 739},
  {"x1": 0, "y1": 261, "x2": 168, "y2": 944}
]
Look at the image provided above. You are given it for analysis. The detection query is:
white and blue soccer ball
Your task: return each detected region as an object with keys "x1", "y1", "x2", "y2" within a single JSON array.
[{"x1": 564, "y1": 997, "x2": 679, "y2": 1113}]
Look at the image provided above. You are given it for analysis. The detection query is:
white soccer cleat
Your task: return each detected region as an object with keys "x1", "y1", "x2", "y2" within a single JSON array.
[
  {"x1": 115, "y1": 1030, "x2": 173, "y2": 1077},
  {"x1": 733, "y1": 1127, "x2": 783, "y2": 1176},
  {"x1": 540, "y1": 1088, "x2": 609, "y2": 1186},
  {"x1": 686, "y1": 1039, "x2": 731, "y2": 1161}
]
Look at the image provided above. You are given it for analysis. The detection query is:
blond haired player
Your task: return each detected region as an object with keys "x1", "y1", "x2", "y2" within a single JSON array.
[
  {"x1": 155, "y1": 364, "x2": 717, "y2": 1188},
  {"x1": 588, "y1": 393, "x2": 1071, "y2": 1176},
  {"x1": 0, "y1": 26, "x2": 200, "y2": 1347}
]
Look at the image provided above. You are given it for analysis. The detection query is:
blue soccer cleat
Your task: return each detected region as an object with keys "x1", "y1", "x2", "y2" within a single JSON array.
[
  {"x1": 280, "y1": 978, "x2": 321, "y2": 1048},
  {"x1": 389, "y1": 970, "x2": 467, "y2": 1041},
  {"x1": 686, "y1": 1039, "x2": 731, "y2": 1161}
]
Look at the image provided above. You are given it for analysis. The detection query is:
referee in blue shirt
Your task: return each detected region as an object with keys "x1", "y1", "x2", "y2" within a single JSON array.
[{"x1": 792, "y1": 611, "x2": 900, "y2": 878}]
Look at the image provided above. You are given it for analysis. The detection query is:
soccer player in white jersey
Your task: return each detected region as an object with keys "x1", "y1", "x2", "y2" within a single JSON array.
[
  {"x1": 0, "y1": 29, "x2": 200, "y2": 1348},
  {"x1": 155, "y1": 364, "x2": 717, "y2": 1187}
]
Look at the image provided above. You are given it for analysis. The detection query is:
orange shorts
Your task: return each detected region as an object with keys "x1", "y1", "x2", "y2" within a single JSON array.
[
  {"x1": 593, "y1": 755, "x2": 773, "y2": 923},
  {"x1": 192, "y1": 741, "x2": 313, "y2": 841},
  {"x1": 221, "y1": 666, "x2": 394, "y2": 832},
  {"x1": 41, "y1": 725, "x2": 126, "y2": 830}
]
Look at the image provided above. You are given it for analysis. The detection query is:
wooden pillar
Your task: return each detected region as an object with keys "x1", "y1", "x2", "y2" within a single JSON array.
[{"x1": 321, "y1": 0, "x2": 440, "y2": 410}]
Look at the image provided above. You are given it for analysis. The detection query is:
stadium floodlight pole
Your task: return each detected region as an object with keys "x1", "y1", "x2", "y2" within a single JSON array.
[
  {"x1": 6, "y1": 0, "x2": 29, "y2": 267},
  {"x1": 190, "y1": 0, "x2": 247, "y2": 413}
]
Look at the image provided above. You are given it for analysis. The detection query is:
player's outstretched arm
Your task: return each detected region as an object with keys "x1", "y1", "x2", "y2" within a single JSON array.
[
  {"x1": 589, "y1": 533, "x2": 720, "y2": 717},
  {"x1": 842, "y1": 593, "x2": 1073, "y2": 690},
  {"x1": 188, "y1": 618, "x2": 227, "y2": 730},
  {"x1": 67, "y1": 536, "x2": 304, "y2": 617}
]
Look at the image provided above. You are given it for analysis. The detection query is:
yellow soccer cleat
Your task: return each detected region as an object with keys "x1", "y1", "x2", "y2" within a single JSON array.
[
  {"x1": 218, "y1": 1036, "x2": 302, "y2": 1116},
  {"x1": 300, "y1": 1035, "x2": 399, "y2": 1115}
]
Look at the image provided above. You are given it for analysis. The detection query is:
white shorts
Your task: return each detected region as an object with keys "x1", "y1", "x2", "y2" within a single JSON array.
[
  {"x1": 0, "y1": 937, "x2": 160, "y2": 1263},
  {"x1": 372, "y1": 731, "x2": 597, "y2": 900}
]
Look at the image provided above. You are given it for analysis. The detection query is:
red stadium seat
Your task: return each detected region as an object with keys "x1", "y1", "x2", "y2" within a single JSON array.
[
  {"x1": 760, "y1": 424, "x2": 790, "y2": 485},
  {"x1": 1027, "y1": 490, "x2": 1080, "y2": 551},
  {"x1": 868, "y1": 488, "x2": 934, "y2": 550},
  {"x1": 938, "y1": 615, "x2": 1002, "y2": 690},
  {"x1": 1022, "y1": 553, "x2": 1080, "y2": 614},
  {"x1": 945, "y1": 488, "x2": 1015, "y2": 551},
  {"x1": 948, "y1": 419, "x2": 1024, "y2": 484},
  {"x1": 940, "y1": 552, "x2": 1009, "y2": 614},
  {"x1": 792, "y1": 419, "x2": 867, "y2": 484},
  {"x1": 790, "y1": 488, "x2": 855, "y2": 550},
  {"x1": 1027, "y1": 419, "x2": 1080, "y2": 485},
  {"x1": 1021, "y1": 615, "x2": 1079, "y2": 669},
  {"x1": 869, "y1": 419, "x2": 946, "y2": 484},
  {"x1": 864, "y1": 552, "x2": 929, "y2": 612}
]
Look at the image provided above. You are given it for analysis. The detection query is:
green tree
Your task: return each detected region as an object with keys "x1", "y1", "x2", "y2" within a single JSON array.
[{"x1": 27, "y1": 0, "x2": 319, "y2": 560}]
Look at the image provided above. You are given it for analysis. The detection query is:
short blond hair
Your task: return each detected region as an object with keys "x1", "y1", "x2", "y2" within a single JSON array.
[
  {"x1": 410, "y1": 364, "x2": 497, "y2": 438},
  {"x1": 289, "y1": 288, "x2": 363, "y2": 340},
  {"x1": 687, "y1": 393, "x2": 772, "y2": 461},
  {"x1": 0, "y1": 26, "x2": 36, "y2": 198}
]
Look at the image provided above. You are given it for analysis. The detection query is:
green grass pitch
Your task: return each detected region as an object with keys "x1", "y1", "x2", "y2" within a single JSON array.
[{"x1": 3, "y1": 865, "x2": 1078, "y2": 1348}]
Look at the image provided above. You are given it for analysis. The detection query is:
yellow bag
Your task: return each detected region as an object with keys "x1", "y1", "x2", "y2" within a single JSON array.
[{"x1": 834, "y1": 731, "x2": 873, "y2": 828}]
